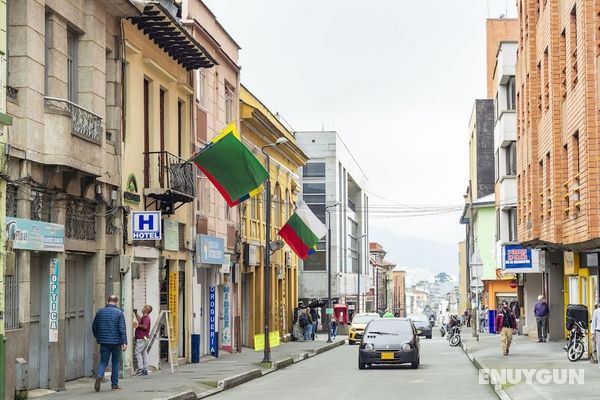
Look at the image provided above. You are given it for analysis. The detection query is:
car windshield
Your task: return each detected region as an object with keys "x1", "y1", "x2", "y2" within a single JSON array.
[
  {"x1": 352, "y1": 315, "x2": 378, "y2": 324},
  {"x1": 365, "y1": 320, "x2": 412, "y2": 336},
  {"x1": 407, "y1": 314, "x2": 427, "y2": 322}
]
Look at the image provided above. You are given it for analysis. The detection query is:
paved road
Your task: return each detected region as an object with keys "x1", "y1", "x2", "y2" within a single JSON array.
[{"x1": 211, "y1": 333, "x2": 497, "y2": 400}]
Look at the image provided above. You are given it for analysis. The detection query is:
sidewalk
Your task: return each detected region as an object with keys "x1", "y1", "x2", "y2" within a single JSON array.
[
  {"x1": 461, "y1": 332, "x2": 600, "y2": 399},
  {"x1": 29, "y1": 335, "x2": 346, "y2": 400}
]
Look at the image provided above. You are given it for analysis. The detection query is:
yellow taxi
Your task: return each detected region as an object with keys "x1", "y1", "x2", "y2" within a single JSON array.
[{"x1": 348, "y1": 313, "x2": 381, "y2": 345}]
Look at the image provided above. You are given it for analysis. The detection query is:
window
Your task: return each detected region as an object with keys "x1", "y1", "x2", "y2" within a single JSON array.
[
  {"x1": 573, "y1": 132, "x2": 580, "y2": 176},
  {"x1": 508, "y1": 208, "x2": 517, "y2": 242},
  {"x1": 44, "y1": 15, "x2": 50, "y2": 95},
  {"x1": 195, "y1": 69, "x2": 206, "y2": 106},
  {"x1": 225, "y1": 83, "x2": 234, "y2": 124},
  {"x1": 506, "y1": 142, "x2": 517, "y2": 176},
  {"x1": 303, "y1": 162, "x2": 326, "y2": 178},
  {"x1": 303, "y1": 250, "x2": 326, "y2": 271},
  {"x1": 274, "y1": 183, "x2": 282, "y2": 228},
  {"x1": 560, "y1": 29, "x2": 567, "y2": 99},
  {"x1": 506, "y1": 76, "x2": 516, "y2": 110},
  {"x1": 569, "y1": 276, "x2": 579, "y2": 304},
  {"x1": 67, "y1": 30, "x2": 78, "y2": 103},
  {"x1": 303, "y1": 183, "x2": 325, "y2": 223},
  {"x1": 4, "y1": 269, "x2": 19, "y2": 330},
  {"x1": 570, "y1": 6, "x2": 578, "y2": 87},
  {"x1": 543, "y1": 49, "x2": 549, "y2": 111},
  {"x1": 177, "y1": 100, "x2": 184, "y2": 157},
  {"x1": 250, "y1": 195, "x2": 258, "y2": 220}
]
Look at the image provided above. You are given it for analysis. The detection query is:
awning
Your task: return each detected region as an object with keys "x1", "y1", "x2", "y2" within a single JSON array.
[{"x1": 130, "y1": 0, "x2": 217, "y2": 70}]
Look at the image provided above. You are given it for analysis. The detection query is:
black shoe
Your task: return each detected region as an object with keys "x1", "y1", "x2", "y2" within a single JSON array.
[
  {"x1": 142, "y1": 370, "x2": 148, "y2": 376},
  {"x1": 94, "y1": 376, "x2": 101, "y2": 392},
  {"x1": 537, "y1": 339, "x2": 543, "y2": 343}
]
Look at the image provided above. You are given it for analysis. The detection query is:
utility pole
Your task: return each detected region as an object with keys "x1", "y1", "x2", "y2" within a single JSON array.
[{"x1": 325, "y1": 203, "x2": 340, "y2": 343}]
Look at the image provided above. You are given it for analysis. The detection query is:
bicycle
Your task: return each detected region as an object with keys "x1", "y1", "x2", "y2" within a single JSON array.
[{"x1": 564, "y1": 317, "x2": 586, "y2": 362}]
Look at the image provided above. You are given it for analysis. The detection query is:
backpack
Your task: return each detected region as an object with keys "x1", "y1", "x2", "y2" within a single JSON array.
[{"x1": 299, "y1": 313, "x2": 308, "y2": 328}]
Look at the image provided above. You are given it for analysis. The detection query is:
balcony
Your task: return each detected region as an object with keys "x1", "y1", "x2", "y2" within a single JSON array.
[
  {"x1": 144, "y1": 151, "x2": 195, "y2": 211},
  {"x1": 498, "y1": 175, "x2": 517, "y2": 208},
  {"x1": 495, "y1": 42, "x2": 517, "y2": 85},
  {"x1": 494, "y1": 110, "x2": 516, "y2": 149},
  {"x1": 44, "y1": 97, "x2": 103, "y2": 144}
]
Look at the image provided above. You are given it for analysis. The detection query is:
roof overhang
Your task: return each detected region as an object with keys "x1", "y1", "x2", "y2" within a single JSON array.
[{"x1": 130, "y1": 0, "x2": 218, "y2": 70}]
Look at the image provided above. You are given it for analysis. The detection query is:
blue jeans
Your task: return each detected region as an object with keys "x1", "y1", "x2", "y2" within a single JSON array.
[
  {"x1": 331, "y1": 325, "x2": 337, "y2": 338},
  {"x1": 303, "y1": 324, "x2": 313, "y2": 341},
  {"x1": 97, "y1": 344, "x2": 121, "y2": 388}
]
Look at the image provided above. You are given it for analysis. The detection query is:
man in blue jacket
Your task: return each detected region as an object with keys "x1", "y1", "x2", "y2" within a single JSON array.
[{"x1": 92, "y1": 295, "x2": 127, "y2": 392}]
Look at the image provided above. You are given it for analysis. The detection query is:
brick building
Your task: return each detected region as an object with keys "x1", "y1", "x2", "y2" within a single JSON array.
[{"x1": 515, "y1": 0, "x2": 599, "y2": 340}]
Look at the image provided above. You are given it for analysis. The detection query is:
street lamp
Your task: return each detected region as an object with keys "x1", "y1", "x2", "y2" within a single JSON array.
[
  {"x1": 325, "y1": 202, "x2": 341, "y2": 343},
  {"x1": 261, "y1": 137, "x2": 288, "y2": 365}
]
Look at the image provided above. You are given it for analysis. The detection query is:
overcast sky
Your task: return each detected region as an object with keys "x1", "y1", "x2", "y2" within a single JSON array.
[{"x1": 204, "y1": 0, "x2": 517, "y2": 248}]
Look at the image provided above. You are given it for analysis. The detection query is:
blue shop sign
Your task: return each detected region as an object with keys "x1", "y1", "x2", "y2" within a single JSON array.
[
  {"x1": 6, "y1": 217, "x2": 64, "y2": 252},
  {"x1": 503, "y1": 245, "x2": 532, "y2": 269},
  {"x1": 198, "y1": 234, "x2": 225, "y2": 265},
  {"x1": 209, "y1": 286, "x2": 218, "y2": 357}
]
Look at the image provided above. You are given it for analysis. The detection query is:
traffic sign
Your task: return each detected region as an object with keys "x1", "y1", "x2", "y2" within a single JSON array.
[
  {"x1": 325, "y1": 308, "x2": 333, "y2": 315},
  {"x1": 470, "y1": 278, "x2": 484, "y2": 293},
  {"x1": 131, "y1": 211, "x2": 161, "y2": 240}
]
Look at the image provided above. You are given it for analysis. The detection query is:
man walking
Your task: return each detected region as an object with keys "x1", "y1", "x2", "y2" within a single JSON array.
[
  {"x1": 591, "y1": 304, "x2": 600, "y2": 368},
  {"x1": 309, "y1": 307, "x2": 319, "y2": 340},
  {"x1": 134, "y1": 304, "x2": 153, "y2": 375},
  {"x1": 92, "y1": 295, "x2": 127, "y2": 392},
  {"x1": 495, "y1": 301, "x2": 518, "y2": 356},
  {"x1": 534, "y1": 295, "x2": 550, "y2": 342}
]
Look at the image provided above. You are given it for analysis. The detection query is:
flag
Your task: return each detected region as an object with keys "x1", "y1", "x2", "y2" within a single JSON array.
[
  {"x1": 279, "y1": 201, "x2": 328, "y2": 260},
  {"x1": 191, "y1": 123, "x2": 268, "y2": 207}
]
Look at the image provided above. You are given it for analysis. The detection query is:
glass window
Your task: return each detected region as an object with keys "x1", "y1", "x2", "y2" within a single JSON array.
[
  {"x1": 507, "y1": 76, "x2": 516, "y2": 110},
  {"x1": 366, "y1": 319, "x2": 413, "y2": 336},
  {"x1": 225, "y1": 84, "x2": 234, "y2": 123},
  {"x1": 303, "y1": 250, "x2": 326, "y2": 271},
  {"x1": 195, "y1": 69, "x2": 206, "y2": 106},
  {"x1": 307, "y1": 203, "x2": 325, "y2": 224},
  {"x1": 506, "y1": 141, "x2": 517, "y2": 176},
  {"x1": 303, "y1": 163, "x2": 326, "y2": 178},
  {"x1": 303, "y1": 183, "x2": 325, "y2": 194},
  {"x1": 508, "y1": 208, "x2": 517, "y2": 242},
  {"x1": 67, "y1": 30, "x2": 78, "y2": 103}
]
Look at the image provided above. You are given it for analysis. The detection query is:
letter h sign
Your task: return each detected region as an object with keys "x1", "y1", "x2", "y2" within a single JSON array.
[{"x1": 131, "y1": 211, "x2": 161, "y2": 240}]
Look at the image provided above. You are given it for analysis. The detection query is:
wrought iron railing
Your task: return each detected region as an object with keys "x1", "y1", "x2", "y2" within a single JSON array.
[
  {"x1": 6, "y1": 184, "x2": 17, "y2": 218},
  {"x1": 106, "y1": 209, "x2": 119, "y2": 235},
  {"x1": 44, "y1": 96, "x2": 103, "y2": 144},
  {"x1": 6, "y1": 86, "x2": 18, "y2": 103},
  {"x1": 31, "y1": 189, "x2": 52, "y2": 222},
  {"x1": 144, "y1": 151, "x2": 195, "y2": 198},
  {"x1": 65, "y1": 199, "x2": 97, "y2": 240}
]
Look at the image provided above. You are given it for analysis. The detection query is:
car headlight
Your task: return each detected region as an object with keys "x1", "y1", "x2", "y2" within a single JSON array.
[
  {"x1": 365, "y1": 343, "x2": 374, "y2": 351},
  {"x1": 402, "y1": 343, "x2": 411, "y2": 351}
]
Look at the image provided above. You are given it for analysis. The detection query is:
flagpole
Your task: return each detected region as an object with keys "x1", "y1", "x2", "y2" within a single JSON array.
[{"x1": 261, "y1": 138, "x2": 288, "y2": 365}]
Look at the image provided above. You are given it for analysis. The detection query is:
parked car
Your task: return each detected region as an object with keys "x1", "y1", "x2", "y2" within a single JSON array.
[
  {"x1": 358, "y1": 318, "x2": 420, "y2": 369},
  {"x1": 407, "y1": 313, "x2": 432, "y2": 339},
  {"x1": 348, "y1": 313, "x2": 380, "y2": 345}
]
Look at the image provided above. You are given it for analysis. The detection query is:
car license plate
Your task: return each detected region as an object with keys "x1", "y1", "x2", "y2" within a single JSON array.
[{"x1": 381, "y1": 352, "x2": 394, "y2": 360}]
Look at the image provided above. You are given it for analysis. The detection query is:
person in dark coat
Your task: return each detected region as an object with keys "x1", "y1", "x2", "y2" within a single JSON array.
[
  {"x1": 495, "y1": 301, "x2": 518, "y2": 356},
  {"x1": 92, "y1": 295, "x2": 127, "y2": 392}
]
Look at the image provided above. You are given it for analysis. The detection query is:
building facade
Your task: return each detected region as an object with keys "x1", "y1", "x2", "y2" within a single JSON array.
[
  {"x1": 181, "y1": 0, "x2": 242, "y2": 356},
  {"x1": 391, "y1": 270, "x2": 406, "y2": 317},
  {"x1": 296, "y1": 131, "x2": 369, "y2": 313},
  {"x1": 4, "y1": 0, "x2": 140, "y2": 392},
  {"x1": 239, "y1": 85, "x2": 308, "y2": 346},
  {"x1": 515, "y1": 0, "x2": 598, "y2": 340}
]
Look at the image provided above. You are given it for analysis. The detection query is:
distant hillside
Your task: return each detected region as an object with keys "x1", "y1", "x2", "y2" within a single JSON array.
[{"x1": 369, "y1": 225, "x2": 459, "y2": 277}]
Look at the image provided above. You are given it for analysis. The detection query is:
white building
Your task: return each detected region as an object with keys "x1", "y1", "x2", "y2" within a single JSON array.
[
  {"x1": 295, "y1": 131, "x2": 369, "y2": 313},
  {"x1": 493, "y1": 40, "x2": 518, "y2": 267}
]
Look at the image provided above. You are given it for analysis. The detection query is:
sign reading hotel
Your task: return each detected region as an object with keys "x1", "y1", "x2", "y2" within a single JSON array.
[
  {"x1": 49, "y1": 259, "x2": 60, "y2": 342},
  {"x1": 131, "y1": 211, "x2": 161, "y2": 240},
  {"x1": 6, "y1": 218, "x2": 64, "y2": 252}
]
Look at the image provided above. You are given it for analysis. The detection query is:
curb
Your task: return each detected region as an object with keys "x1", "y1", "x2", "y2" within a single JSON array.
[
  {"x1": 202, "y1": 340, "x2": 345, "y2": 398},
  {"x1": 460, "y1": 341, "x2": 512, "y2": 400},
  {"x1": 216, "y1": 369, "x2": 262, "y2": 390},
  {"x1": 166, "y1": 391, "x2": 198, "y2": 400}
]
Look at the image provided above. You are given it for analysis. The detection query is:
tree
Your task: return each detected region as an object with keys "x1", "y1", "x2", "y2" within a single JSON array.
[{"x1": 435, "y1": 272, "x2": 451, "y2": 284}]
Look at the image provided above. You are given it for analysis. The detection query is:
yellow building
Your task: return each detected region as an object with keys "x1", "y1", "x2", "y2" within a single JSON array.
[
  {"x1": 121, "y1": 1, "x2": 216, "y2": 366},
  {"x1": 239, "y1": 86, "x2": 308, "y2": 347}
]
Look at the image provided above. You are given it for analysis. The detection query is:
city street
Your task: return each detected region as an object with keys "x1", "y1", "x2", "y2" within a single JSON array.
[{"x1": 211, "y1": 333, "x2": 496, "y2": 400}]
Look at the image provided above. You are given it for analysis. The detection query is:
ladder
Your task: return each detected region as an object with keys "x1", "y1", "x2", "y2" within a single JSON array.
[{"x1": 146, "y1": 310, "x2": 179, "y2": 373}]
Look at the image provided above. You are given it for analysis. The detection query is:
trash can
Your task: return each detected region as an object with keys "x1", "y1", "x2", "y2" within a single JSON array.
[
  {"x1": 191, "y1": 334, "x2": 200, "y2": 363},
  {"x1": 488, "y1": 309, "x2": 496, "y2": 334}
]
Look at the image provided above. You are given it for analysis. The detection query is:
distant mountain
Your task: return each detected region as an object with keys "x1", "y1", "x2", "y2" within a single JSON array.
[{"x1": 369, "y1": 226, "x2": 459, "y2": 277}]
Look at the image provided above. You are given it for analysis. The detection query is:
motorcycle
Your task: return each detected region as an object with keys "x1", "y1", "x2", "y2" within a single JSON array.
[
  {"x1": 429, "y1": 315, "x2": 436, "y2": 328},
  {"x1": 564, "y1": 318, "x2": 586, "y2": 362},
  {"x1": 447, "y1": 316, "x2": 462, "y2": 347}
]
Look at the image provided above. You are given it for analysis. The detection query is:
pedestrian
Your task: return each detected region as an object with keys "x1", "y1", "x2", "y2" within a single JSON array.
[
  {"x1": 302, "y1": 308, "x2": 313, "y2": 341},
  {"x1": 479, "y1": 305, "x2": 487, "y2": 333},
  {"x1": 292, "y1": 301, "x2": 305, "y2": 341},
  {"x1": 383, "y1": 309, "x2": 394, "y2": 318},
  {"x1": 330, "y1": 316, "x2": 339, "y2": 340},
  {"x1": 92, "y1": 295, "x2": 127, "y2": 392},
  {"x1": 133, "y1": 304, "x2": 153, "y2": 375},
  {"x1": 495, "y1": 301, "x2": 518, "y2": 356},
  {"x1": 591, "y1": 304, "x2": 600, "y2": 368},
  {"x1": 534, "y1": 295, "x2": 549, "y2": 342},
  {"x1": 310, "y1": 307, "x2": 319, "y2": 340}
]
